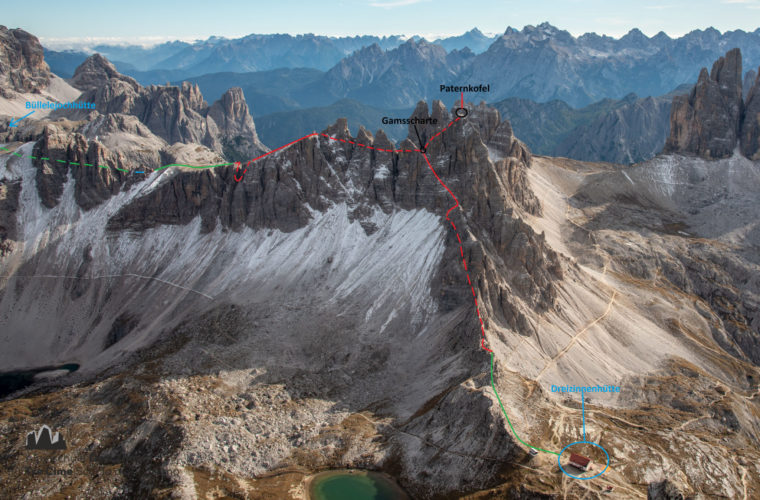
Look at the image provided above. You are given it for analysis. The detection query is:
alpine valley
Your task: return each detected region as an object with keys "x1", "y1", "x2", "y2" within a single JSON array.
[{"x1": 1, "y1": 22, "x2": 760, "y2": 500}]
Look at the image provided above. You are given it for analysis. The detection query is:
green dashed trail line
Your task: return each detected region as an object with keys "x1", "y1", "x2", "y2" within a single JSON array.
[
  {"x1": 0, "y1": 146, "x2": 235, "y2": 173},
  {"x1": 490, "y1": 352, "x2": 560, "y2": 455},
  {"x1": 423, "y1": 149, "x2": 560, "y2": 457}
]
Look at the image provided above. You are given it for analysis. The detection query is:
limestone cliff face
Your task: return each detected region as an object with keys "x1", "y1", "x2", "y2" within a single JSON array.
[
  {"x1": 664, "y1": 48, "x2": 743, "y2": 159},
  {"x1": 664, "y1": 48, "x2": 760, "y2": 160},
  {"x1": 106, "y1": 100, "x2": 562, "y2": 343},
  {"x1": 0, "y1": 25, "x2": 51, "y2": 97},
  {"x1": 207, "y1": 87, "x2": 267, "y2": 161},
  {"x1": 744, "y1": 68, "x2": 758, "y2": 100},
  {"x1": 4, "y1": 99, "x2": 564, "y2": 495},
  {"x1": 25, "y1": 55, "x2": 269, "y2": 212},
  {"x1": 741, "y1": 69, "x2": 760, "y2": 160},
  {"x1": 0, "y1": 178, "x2": 20, "y2": 257},
  {"x1": 66, "y1": 54, "x2": 267, "y2": 161},
  {"x1": 32, "y1": 123, "x2": 136, "y2": 210}
]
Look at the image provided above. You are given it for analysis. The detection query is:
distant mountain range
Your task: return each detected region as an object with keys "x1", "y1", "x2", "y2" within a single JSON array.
[
  {"x1": 495, "y1": 85, "x2": 691, "y2": 164},
  {"x1": 43, "y1": 29, "x2": 496, "y2": 79},
  {"x1": 46, "y1": 24, "x2": 760, "y2": 108},
  {"x1": 300, "y1": 39, "x2": 474, "y2": 108},
  {"x1": 41, "y1": 23, "x2": 760, "y2": 163},
  {"x1": 171, "y1": 68, "x2": 325, "y2": 116},
  {"x1": 433, "y1": 28, "x2": 497, "y2": 53},
  {"x1": 316, "y1": 23, "x2": 760, "y2": 108},
  {"x1": 461, "y1": 24, "x2": 760, "y2": 107}
]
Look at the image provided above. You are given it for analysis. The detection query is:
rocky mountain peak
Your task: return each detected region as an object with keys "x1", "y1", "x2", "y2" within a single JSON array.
[
  {"x1": 430, "y1": 99, "x2": 450, "y2": 124},
  {"x1": 664, "y1": 48, "x2": 750, "y2": 159},
  {"x1": 180, "y1": 81, "x2": 206, "y2": 110},
  {"x1": 652, "y1": 30, "x2": 672, "y2": 44},
  {"x1": 710, "y1": 48, "x2": 743, "y2": 103},
  {"x1": 0, "y1": 25, "x2": 50, "y2": 96},
  {"x1": 61, "y1": 54, "x2": 268, "y2": 163},
  {"x1": 373, "y1": 128, "x2": 391, "y2": 149},
  {"x1": 620, "y1": 28, "x2": 652, "y2": 49},
  {"x1": 208, "y1": 86, "x2": 247, "y2": 123},
  {"x1": 355, "y1": 42, "x2": 384, "y2": 58},
  {"x1": 324, "y1": 116, "x2": 351, "y2": 140},
  {"x1": 519, "y1": 22, "x2": 571, "y2": 44},
  {"x1": 398, "y1": 37, "x2": 446, "y2": 59},
  {"x1": 207, "y1": 86, "x2": 266, "y2": 160},
  {"x1": 409, "y1": 99, "x2": 429, "y2": 118},
  {"x1": 71, "y1": 53, "x2": 138, "y2": 92},
  {"x1": 355, "y1": 125, "x2": 373, "y2": 146}
]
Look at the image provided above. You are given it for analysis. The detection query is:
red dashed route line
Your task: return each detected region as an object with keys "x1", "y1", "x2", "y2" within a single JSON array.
[
  {"x1": 422, "y1": 152, "x2": 492, "y2": 354},
  {"x1": 235, "y1": 132, "x2": 318, "y2": 182},
  {"x1": 231, "y1": 115, "x2": 491, "y2": 354},
  {"x1": 232, "y1": 116, "x2": 491, "y2": 355},
  {"x1": 7, "y1": 104, "x2": 561, "y2": 456},
  {"x1": 423, "y1": 116, "x2": 462, "y2": 150},
  {"x1": 231, "y1": 111, "x2": 567, "y2": 459},
  {"x1": 233, "y1": 120, "x2": 461, "y2": 182},
  {"x1": 14, "y1": 104, "x2": 557, "y2": 451},
  {"x1": 234, "y1": 131, "x2": 424, "y2": 182}
]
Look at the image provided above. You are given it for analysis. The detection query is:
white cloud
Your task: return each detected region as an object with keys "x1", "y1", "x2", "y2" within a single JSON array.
[
  {"x1": 722, "y1": 0, "x2": 760, "y2": 8},
  {"x1": 370, "y1": 0, "x2": 430, "y2": 8},
  {"x1": 39, "y1": 35, "x2": 202, "y2": 50}
]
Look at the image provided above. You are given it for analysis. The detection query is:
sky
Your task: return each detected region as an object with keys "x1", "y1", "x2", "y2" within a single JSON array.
[{"x1": 5, "y1": 0, "x2": 760, "y2": 47}]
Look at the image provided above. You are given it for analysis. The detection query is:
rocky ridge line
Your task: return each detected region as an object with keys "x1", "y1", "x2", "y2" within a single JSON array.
[{"x1": 67, "y1": 54, "x2": 269, "y2": 162}]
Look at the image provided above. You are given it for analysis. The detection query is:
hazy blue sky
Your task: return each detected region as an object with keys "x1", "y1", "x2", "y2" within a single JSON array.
[{"x1": 6, "y1": 0, "x2": 760, "y2": 46}]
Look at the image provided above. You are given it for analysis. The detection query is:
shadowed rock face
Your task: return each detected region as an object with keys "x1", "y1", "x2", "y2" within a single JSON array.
[
  {"x1": 207, "y1": 87, "x2": 266, "y2": 162},
  {"x1": 0, "y1": 180, "x2": 20, "y2": 256},
  {"x1": 32, "y1": 124, "x2": 134, "y2": 210},
  {"x1": 555, "y1": 95, "x2": 674, "y2": 164},
  {"x1": 664, "y1": 48, "x2": 760, "y2": 160},
  {"x1": 104, "y1": 100, "x2": 561, "y2": 320},
  {"x1": 0, "y1": 25, "x2": 51, "y2": 96},
  {"x1": 648, "y1": 479, "x2": 686, "y2": 500},
  {"x1": 742, "y1": 69, "x2": 760, "y2": 160},
  {"x1": 744, "y1": 68, "x2": 758, "y2": 100},
  {"x1": 664, "y1": 48, "x2": 743, "y2": 159},
  {"x1": 25, "y1": 94, "x2": 562, "y2": 345}
]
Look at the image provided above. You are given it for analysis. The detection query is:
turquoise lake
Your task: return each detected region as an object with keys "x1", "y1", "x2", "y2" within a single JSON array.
[{"x1": 309, "y1": 470, "x2": 409, "y2": 500}]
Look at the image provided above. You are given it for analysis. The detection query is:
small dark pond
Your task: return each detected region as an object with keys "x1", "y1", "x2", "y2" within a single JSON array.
[{"x1": 0, "y1": 363, "x2": 79, "y2": 398}]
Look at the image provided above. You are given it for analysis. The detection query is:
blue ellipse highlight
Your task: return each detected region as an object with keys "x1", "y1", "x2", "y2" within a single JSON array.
[{"x1": 557, "y1": 440, "x2": 610, "y2": 480}]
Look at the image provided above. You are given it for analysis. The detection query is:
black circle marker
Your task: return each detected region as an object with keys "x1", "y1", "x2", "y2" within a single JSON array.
[{"x1": 455, "y1": 108, "x2": 468, "y2": 118}]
